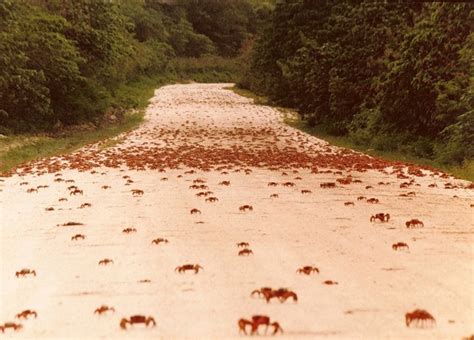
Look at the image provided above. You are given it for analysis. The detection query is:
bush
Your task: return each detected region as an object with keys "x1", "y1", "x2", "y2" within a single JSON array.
[
  {"x1": 171, "y1": 56, "x2": 243, "y2": 82},
  {"x1": 404, "y1": 138, "x2": 435, "y2": 159},
  {"x1": 242, "y1": 2, "x2": 472, "y2": 164},
  {"x1": 0, "y1": 0, "x2": 262, "y2": 134},
  {"x1": 372, "y1": 134, "x2": 406, "y2": 152}
]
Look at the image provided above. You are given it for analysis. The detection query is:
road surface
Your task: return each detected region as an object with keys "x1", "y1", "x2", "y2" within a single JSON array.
[{"x1": 1, "y1": 83, "x2": 473, "y2": 339}]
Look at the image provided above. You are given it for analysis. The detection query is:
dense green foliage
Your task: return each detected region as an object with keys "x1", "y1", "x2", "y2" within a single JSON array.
[
  {"x1": 2, "y1": 0, "x2": 471, "y2": 167},
  {"x1": 0, "y1": 0, "x2": 261, "y2": 134},
  {"x1": 242, "y1": 1, "x2": 473, "y2": 164},
  {"x1": 177, "y1": 0, "x2": 254, "y2": 57}
]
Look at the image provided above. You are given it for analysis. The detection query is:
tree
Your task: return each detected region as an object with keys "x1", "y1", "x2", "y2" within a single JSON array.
[
  {"x1": 242, "y1": 1, "x2": 473, "y2": 163},
  {"x1": 178, "y1": 0, "x2": 255, "y2": 57},
  {"x1": 377, "y1": 3, "x2": 472, "y2": 138}
]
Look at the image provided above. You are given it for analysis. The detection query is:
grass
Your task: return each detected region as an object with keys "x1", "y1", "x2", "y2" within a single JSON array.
[
  {"x1": 228, "y1": 86, "x2": 271, "y2": 105},
  {"x1": 0, "y1": 110, "x2": 144, "y2": 174},
  {"x1": 0, "y1": 73, "x2": 166, "y2": 174},
  {"x1": 97, "y1": 136, "x2": 126, "y2": 151},
  {"x1": 230, "y1": 85, "x2": 474, "y2": 182},
  {"x1": 171, "y1": 56, "x2": 243, "y2": 83},
  {"x1": 0, "y1": 62, "x2": 243, "y2": 175},
  {"x1": 3, "y1": 74, "x2": 471, "y2": 181},
  {"x1": 112, "y1": 74, "x2": 176, "y2": 109}
]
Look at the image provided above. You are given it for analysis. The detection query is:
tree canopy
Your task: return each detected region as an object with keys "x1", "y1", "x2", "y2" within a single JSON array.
[
  {"x1": 1, "y1": 0, "x2": 471, "y2": 165},
  {"x1": 241, "y1": 1, "x2": 473, "y2": 164},
  {"x1": 0, "y1": 0, "x2": 261, "y2": 133}
]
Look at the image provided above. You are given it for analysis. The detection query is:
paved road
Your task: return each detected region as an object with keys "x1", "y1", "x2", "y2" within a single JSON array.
[{"x1": 1, "y1": 84, "x2": 473, "y2": 338}]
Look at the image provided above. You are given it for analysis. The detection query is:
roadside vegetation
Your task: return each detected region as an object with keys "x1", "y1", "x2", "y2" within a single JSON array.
[
  {"x1": 1, "y1": 1, "x2": 471, "y2": 179},
  {"x1": 0, "y1": 112, "x2": 143, "y2": 173},
  {"x1": 0, "y1": 0, "x2": 268, "y2": 134},
  {"x1": 239, "y1": 2, "x2": 473, "y2": 170},
  {"x1": 231, "y1": 86, "x2": 474, "y2": 181},
  {"x1": 0, "y1": 0, "x2": 268, "y2": 173}
]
